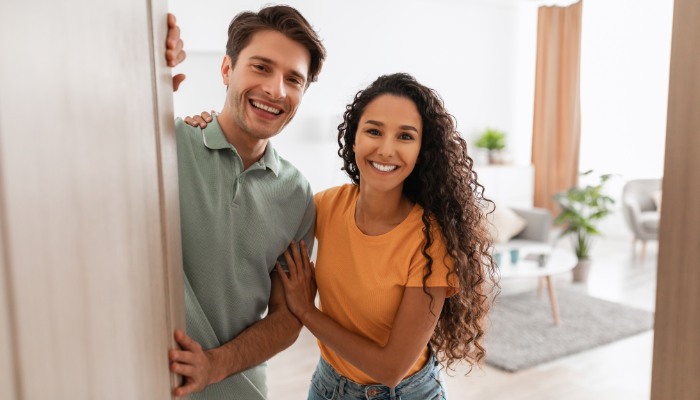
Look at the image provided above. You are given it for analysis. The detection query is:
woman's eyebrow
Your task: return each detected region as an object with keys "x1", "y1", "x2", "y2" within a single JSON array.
[
  {"x1": 365, "y1": 120, "x2": 384, "y2": 127},
  {"x1": 364, "y1": 120, "x2": 418, "y2": 132}
]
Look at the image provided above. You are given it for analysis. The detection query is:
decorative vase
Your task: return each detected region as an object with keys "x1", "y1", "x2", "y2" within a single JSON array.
[
  {"x1": 573, "y1": 258, "x2": 592, "y2": 282},
  {"x1": 488, "y1": 149, "x2": 502, "y2": 165}
]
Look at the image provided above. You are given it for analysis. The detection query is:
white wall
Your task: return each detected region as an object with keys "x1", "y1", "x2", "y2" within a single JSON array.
[
  {"x1": 168, "y1": 0, "x2": 539, "y2": 192},
  {"x1": 579, "y1": 0, "x2": 674, "y2": 238}
]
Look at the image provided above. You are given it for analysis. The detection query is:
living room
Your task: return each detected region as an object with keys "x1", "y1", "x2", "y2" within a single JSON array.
[
  {"x1": 170, "y1": 1, "x2": 672, "y2": 397},
  {"x1": 1, "y1": 0, "x2": 696, "y2": 399}
]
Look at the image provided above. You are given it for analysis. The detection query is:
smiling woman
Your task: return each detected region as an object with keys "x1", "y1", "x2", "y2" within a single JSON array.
[{"x1": 272, "y1": 73, "x2": 498, "y2": 400}]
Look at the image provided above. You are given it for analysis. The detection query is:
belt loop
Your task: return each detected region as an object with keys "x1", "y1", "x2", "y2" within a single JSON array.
[{"x1": 338, "y1": 378, "x2": 345, "y2": 396}]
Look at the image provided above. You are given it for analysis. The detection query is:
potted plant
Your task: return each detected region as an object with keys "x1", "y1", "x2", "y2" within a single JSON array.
[
  {"x1": 475, "y1": 128, "x2": 506, "y2": 164},
  {"x1": 553, "y1": 171, "x2": 615, "y2": 282}
]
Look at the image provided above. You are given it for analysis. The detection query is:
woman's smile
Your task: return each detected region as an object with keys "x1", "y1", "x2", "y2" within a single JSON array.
[{"x1": 369, "y1": 161, "x2": 399, "y2": 173}]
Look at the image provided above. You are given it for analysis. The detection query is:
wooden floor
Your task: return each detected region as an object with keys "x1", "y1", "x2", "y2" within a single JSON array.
[{"x1": 267, "y1": 235, "x2": 658, "y2": 399}]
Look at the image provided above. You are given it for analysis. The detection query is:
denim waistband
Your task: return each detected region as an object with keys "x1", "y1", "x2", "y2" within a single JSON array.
[{"x1": 315, "y1": 348, "x2": 440, "y2": 399}]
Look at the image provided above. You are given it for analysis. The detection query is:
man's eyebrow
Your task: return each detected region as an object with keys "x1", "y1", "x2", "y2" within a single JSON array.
[
  {"x1": 365, "y1": 120, "x2": 418, "y2": 132},
  {"x1": 249, "y1": 55, "x2": 276, "y2": 65},
  {"x1": 249, "y1": 56, "x2": 307, "y2": 83}
]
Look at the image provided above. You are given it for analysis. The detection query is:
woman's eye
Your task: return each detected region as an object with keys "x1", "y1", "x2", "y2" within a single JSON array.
[
  {"x1": 367, "y1": 129, "x2": 381, "y2": 136},
  {"x1": 399, "y1": 133, "x2": 414, "y2": 140}
]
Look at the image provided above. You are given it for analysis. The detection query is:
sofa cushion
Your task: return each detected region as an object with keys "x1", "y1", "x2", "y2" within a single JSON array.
[
  {"x1": 640, "y1": 211, "x2": 660, "y2": 232},
  {"x1": 487, "y1": 203, "x2": 528, "y2": 244}
]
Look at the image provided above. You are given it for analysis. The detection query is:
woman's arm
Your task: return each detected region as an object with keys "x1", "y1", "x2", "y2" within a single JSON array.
[{"x1": 276, "y1": 241, "x2": 446, "y2": 387}]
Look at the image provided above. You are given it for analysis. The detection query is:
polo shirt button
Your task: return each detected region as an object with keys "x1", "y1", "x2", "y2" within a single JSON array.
[
  {"x1": 368, "y1": 389, "x2": 377, "y2": 396},
  {"x1": 238, "y1": 177, "x2": 242, "y2": 183}
]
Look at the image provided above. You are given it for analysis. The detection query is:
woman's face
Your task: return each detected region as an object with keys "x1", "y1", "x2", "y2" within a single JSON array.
[{"x1": 353, "y1": 94, "x2": 423, "y2": 194}]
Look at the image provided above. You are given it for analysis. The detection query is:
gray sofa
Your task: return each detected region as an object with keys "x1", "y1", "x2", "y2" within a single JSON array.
[{"x1": 509, "y1": 207, "x2": 552, "y2": 246}]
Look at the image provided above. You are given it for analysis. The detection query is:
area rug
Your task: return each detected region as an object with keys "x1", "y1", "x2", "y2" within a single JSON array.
[{"x1": 485, "y1": 288, "x2": 654, "y2": 372}]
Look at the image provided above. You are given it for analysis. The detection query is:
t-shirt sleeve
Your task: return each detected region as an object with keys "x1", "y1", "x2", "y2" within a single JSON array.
[
  {"x1": 274, "y1": 183, "x2": 316, "y2": 272},
  {"x1": 406, "y1": 231, "x2": 458, "y2": 297}
]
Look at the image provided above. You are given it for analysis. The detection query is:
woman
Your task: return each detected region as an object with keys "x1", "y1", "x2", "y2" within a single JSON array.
[
  {"x1": 187, "y1": 73, "x2": 496, "y2": 399},
  {"x1": 278, "y1": 73, "x2": 496, "y2": 400}
]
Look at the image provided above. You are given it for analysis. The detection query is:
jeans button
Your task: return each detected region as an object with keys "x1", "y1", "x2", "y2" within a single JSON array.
[{"x1": 368, "y1": 389, "x2": 377, "y2": 396}]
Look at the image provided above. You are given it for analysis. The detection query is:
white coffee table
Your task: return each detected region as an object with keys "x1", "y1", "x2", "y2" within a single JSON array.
[{"x1": 494, "y1": 243, "x2": 578, "y2": 326}]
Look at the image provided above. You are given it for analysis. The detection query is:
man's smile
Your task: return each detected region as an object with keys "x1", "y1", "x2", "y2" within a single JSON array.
[{"x1": 247, "y1": 98, "x2": 286, "y2": 122}]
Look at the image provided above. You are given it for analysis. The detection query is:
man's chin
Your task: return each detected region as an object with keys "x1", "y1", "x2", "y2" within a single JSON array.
[
  {"x1": 246, "y1": 118, "x2": 291, "y2": 140},
  {"x1": 246, "y1": 127, "x2": 283, "y2": 141}
]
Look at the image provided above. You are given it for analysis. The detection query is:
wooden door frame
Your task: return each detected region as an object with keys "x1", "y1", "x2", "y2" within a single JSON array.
[
  {"x1": 146, "y1": 1, "x2": 189, "y2": 397},
  {"x1": 650, "y1": 0, "x2": 700, "y2": 398}
]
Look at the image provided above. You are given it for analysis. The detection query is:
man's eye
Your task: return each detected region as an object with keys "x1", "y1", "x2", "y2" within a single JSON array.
[
  {"x1": 254, "y1": 65, "x2": 265, "y2": 71},
  {"x1": 288, "y1": 78, "x2": 301, "y2": 85}
]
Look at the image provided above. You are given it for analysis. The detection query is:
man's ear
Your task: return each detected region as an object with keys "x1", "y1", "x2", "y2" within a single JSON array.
[{"x1": 221, "y1": 55, "x2": 232, "y2": 87}]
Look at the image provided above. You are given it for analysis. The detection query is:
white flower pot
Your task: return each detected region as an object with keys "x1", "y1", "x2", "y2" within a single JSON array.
[{"x1": 573, "y1": 258, "x2": 592, "y2": 282}]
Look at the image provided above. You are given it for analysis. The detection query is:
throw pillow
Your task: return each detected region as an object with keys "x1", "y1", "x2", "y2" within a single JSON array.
[
  {"x1": 486, "y1": 202, "x2": 528, "y2": 244},
  {"x1": 651, "y1": 190, "x2": 662, "y2": 212}
]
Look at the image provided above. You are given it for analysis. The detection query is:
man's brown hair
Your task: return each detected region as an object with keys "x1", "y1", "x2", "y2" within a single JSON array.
[{"x1": 226, "y1": 5, "x2": 326, "y2": 87}]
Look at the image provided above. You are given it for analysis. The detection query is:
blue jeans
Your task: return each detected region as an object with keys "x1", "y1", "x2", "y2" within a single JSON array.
[{"x1": 307, "y1": 352, "x2": 448, "y2": 400}]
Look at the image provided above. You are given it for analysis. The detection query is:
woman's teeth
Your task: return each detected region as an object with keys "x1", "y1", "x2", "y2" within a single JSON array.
[
  {"x1": 251, "y1": 101, "x2": 282, "y2": 115},
  {"x1": 371, "y1": 161, "x2": 398, "y2": 172}
]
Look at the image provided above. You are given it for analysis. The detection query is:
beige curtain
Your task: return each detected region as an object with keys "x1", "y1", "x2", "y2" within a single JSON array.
[{"x1": 532, "y1": 1, "x2": 583, "y2": 216}]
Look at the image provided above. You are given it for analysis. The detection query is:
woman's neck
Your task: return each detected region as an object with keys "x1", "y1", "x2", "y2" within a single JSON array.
[{"x1": 355, "y1": 180, "x2": 414, "y2": 236}]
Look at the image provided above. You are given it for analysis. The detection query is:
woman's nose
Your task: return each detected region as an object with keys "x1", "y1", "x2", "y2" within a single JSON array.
[{"x1": 376, "y1": 137, "x2": 395, "y2": 157}]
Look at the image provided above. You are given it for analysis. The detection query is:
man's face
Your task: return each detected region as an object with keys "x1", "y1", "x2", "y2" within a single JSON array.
[{"x1": 221, "y1": 30, "x2": 311, "y2": 140}]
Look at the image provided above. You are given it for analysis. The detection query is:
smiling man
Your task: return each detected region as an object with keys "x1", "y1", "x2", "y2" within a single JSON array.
[{"x1": 167, "y1": 6, "x2": 326, "y2": 399}]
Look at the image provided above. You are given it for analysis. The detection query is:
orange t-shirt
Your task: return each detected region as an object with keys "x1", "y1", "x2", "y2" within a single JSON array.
[{"x1": 313, "y1": 184, "x2": 456, "y2": 384}]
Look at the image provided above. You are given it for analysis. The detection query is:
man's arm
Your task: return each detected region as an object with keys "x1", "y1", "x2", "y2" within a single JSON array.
[
  {"x1": 169, "y1": 271, "x2": 301, "y2": 396},
  {"x1": 208, "y1": 270, "x2": 302, "y2": 380}
]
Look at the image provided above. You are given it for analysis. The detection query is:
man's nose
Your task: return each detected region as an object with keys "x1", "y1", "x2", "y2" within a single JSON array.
[{"x1": 262, "y1": 73, "x2": 286, "y2": 100}]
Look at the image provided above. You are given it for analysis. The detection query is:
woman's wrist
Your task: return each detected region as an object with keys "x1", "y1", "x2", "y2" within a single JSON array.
[{"x1": 298, "y1": 306, "x2": 319, "y2": 325}]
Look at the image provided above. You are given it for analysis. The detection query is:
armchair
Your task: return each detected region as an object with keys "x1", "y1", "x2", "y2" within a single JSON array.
[{"x1": 622, "y1": 179, "x2": 662, "y2": 261}]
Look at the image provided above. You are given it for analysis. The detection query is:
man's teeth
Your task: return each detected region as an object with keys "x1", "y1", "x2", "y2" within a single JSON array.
[
  {"x1": 371, "y1": 162, "x2": 398, "y2": 172},
  {"x1": 251, "y1": 101, "x2": 281, "y2": 115}
]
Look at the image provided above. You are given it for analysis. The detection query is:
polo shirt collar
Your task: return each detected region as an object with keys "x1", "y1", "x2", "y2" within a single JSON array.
[
  {"x1": 202, "y1": 116, "x2": 280, "y2": 176},
  {"x1": 261, "y1": 140, "x2": 280, "y2": 177},
  {"x1": 201, "y1": 116, "x2": 230, "y2": 150}
]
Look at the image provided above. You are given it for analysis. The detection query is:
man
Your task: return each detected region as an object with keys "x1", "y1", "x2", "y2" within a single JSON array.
[{"x1": 164, "y1": 6, "x2": 326, "y2": 399}]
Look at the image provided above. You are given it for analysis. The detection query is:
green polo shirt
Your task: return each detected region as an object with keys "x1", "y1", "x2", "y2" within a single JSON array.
[{"x1": 175, "y1": 115, "x2": 315, "y2": 400}]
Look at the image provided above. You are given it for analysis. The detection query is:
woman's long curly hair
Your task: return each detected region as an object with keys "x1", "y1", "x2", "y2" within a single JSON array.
[{"x1": 337, "y1": 73, "x2": 499, "y2": 372}]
